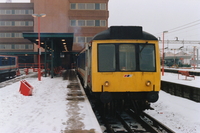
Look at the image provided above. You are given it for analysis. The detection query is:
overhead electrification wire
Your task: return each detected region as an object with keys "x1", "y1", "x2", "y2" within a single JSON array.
[
  {"x1": 169, "y1": 22, "x2": 200, "y2": 33},
  {"x1": 154, "y1": 19, "x2": 200, "y2": 35},
  {"x1": 167, "y1": 19, "x2": 200, "y2": 32}
]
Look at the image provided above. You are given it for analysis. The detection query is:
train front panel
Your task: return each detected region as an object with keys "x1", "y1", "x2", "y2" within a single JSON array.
[{"x1": 91, "y1": 40, "x2": 160, "y2": 94}]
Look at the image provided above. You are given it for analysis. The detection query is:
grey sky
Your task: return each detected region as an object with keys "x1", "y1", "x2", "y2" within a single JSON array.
[
  {"x1": 108, "y1": 0, "x2": 200, "y2": 41},
  {"x1": 0, "y1": 0, "x2": 200, "y2": 41}
]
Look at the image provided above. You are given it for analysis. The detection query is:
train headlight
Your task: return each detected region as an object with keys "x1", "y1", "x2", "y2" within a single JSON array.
[
  {"x1": 146, "y1": 81, "x2": 151, "y2": 86},
  {"x1": 104, "y1": 81, "x2": 110, "y2": 87}
]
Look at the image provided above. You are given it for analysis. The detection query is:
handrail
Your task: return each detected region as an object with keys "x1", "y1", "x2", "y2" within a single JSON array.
[{"x1": 18, "y1": 63, "x2": 48, "y2": 69}]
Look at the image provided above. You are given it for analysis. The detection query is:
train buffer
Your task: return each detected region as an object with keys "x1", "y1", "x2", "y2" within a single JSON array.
[{"x1": 178, "y1": 70, "x2": 195, "y2": 80}]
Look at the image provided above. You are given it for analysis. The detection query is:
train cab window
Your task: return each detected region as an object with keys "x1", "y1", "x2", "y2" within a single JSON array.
[
  {"x1": 98, "y1": 44, "x2": 116, "y2": 72},
  {"x1": 139, "y1": 44, "x2": 156, "y2": 71},
  {"x1": 119, "y1": 44, "x2": 136, "y2": 71}
]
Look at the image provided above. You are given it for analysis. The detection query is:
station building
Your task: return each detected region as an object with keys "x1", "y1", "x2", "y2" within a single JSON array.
[
  {"x1": 0, "y1": 3, "x2": 34, "y2": 62},
  {"x1": 0, "y1": 0, "x2": 109, "y2": 69}
]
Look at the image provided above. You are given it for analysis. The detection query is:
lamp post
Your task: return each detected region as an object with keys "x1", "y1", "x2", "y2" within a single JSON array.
[
  {"x1": 162, "y1": 31, "x2": 168, "y2": 76},
  {"x1": 32, "y1": 13, "x2": 46, "y2": 81}
]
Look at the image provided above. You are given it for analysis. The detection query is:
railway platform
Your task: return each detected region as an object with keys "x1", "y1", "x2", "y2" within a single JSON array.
[
  {"x1": 0, "y1": 69, "x2": 102, "y2": 133},
  {"x1": 161, "y1": 70, "x2": 200, "y2": 102},
  {"x1": 62, "y1": 69, "x2": 102, "y2": 133}
]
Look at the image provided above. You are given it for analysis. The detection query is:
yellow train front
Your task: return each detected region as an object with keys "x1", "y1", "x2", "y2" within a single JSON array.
[{"x1": 77, "y1": 26, "x2": 160, "y2": 112}]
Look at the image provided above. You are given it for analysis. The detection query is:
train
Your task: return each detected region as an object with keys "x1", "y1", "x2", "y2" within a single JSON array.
[
  {"x1": 77, "y1": 26, "x2": 161, "y2": 112},
  {"x1": 0, "y1": 55, "x2": 18, "y2": 80}
]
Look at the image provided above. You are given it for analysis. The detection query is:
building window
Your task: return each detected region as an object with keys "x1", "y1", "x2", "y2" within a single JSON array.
[
  {"x1": 28, "y1": 21, "x2": 33, "y2": 26},
  {"x1": 6, "y1": 21, "x2": 12, "y2": 26},
  {"x1": 15, "y1": 10, "x2": 25, "y2": 14},
  {"x1": 0, "y1": 33, "x2": 5, "y2": 37},
  {"x1": 70, "y1": 20, "x2": 106, "y2": 27},
  {"x1": 6, "y1": 10, "x2": 12, "y2": 14},
  {"x1": 0, "y1": 10, "x2": 5, "y2": 14},
  {"x1": 95, "y1": 3, "x2": 100, "y2": 10},
  {"x1": 0, "y1": 45, "x2": 5, "y2": 49},
  {"x1": 78, "y1": 20, "x2": 85, "y2": 26},
  {"x1": 0, "y1": 21, "x2": 33, "y2": 26},
  {"x1": 70, "y1": 20, "x2": 76, "y2": 26},
  {"x1": 70, "y1": 3, "x2": 106, "y2": 10},
  {"x1": 20, "y1": 44, "x2": 25, "y2": 49},
  {"x1": 27, "y1": 10, "x2": 33, "y2": 14},
  {"x1": 0, "y1": 44, "x2": 33, "y2": 50},
  {"x1": 15, "y1": 33, "x2": 23, "y2": 38},
  {"x1": 100, "y1": 3, "x2": 106, "y2": 10},
  {"x1": 95, "y1": 20, "x2": 100, "y2": 26},
  {"x1": 86, "y1": 3, "x2": 94, "y2": 10},
  {"x1": 100, "y1": 20, "x2": 106, "y2": 27},
  {"x1": 5, "y1": 33, "x2": 11, "y2": 37},
  {"x1": 26, "y1": 44, "x2": 33, "y2": 49},
  {"x1": 0, "y1": 9, "x2": 33, "y2": 15},
  {"x1": 86, "y1": 20, "x2": 94, "y2": 26},
  {"x1": 5, "y1": 45, "x2": 11, "y2": 49},
  {"x1": 0, "y1": 33, "x2": 22, "y2": 38},
  {"x1": 70, "y1": 3, "x2": 76, "y2": 9},
  {"x1": 0, "y1": 21, "x2": 5, "y2": 26},
  {"x1": 78, "y1": 3, "x2": 85, "y2": 9}
]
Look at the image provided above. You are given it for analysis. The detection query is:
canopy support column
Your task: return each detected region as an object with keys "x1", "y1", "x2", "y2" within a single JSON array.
[{"x1": 51, "y1": 40, "x2": 54, "y2": 78}]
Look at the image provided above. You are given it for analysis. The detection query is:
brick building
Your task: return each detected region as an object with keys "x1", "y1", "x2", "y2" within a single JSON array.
[
  {"x1": 0, "y1": 0, "x2": 109, "y2": 64},
  {"x1": 0, "y1": 3, "x2": 34, "y2": 62}
]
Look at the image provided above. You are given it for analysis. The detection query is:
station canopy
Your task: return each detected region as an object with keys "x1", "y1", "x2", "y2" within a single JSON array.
[{"x1": 23, "y1": 33, "x2": 74, "y2": 52}]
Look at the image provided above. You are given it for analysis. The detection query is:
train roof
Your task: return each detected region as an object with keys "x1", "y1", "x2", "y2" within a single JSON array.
[{"x1": 92, "y1": 26, "x2": 158, "y2": 41}]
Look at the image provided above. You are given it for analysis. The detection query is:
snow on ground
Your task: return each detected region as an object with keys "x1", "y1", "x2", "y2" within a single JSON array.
[
  {"x1": 145, "y1": 69, "x2": 200, "y2": 133},
  {"x1": 0, "y1": 76, "x2": 69, "y2": 133},
  {"x1": 162, "y1": 71, "x2": 200, "y2": 88},
  {"x1": 145, "y1": 91, "x2": 200, "y2": 133},
  {"x1": 0, "y1": 69, "x2": 199, "y2": 133},
  {"x1": 0, "y1": 73, "x2": 102, "y2": 133}
]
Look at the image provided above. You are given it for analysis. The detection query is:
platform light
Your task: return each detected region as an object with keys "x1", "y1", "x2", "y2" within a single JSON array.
[{"x1": 32, "y1": 13, "x2": 46, "y2": 81}]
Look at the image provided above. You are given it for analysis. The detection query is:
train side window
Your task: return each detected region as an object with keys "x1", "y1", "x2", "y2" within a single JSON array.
[
  {"x1": 11, "y1": 58, "x2": 15, "y2": 65},
  {"x1": 139, "y1": 44, "x2": 156, "y2": 71},
  {"x1": 2, "y1": 57, "x2": 8, "y2": 65},
  {"x1": 119, "y1": 44, "x2": 136, "y2": 71},
  {"x1": 98, "y1": 44, "x2": 116, "y2": 72}
]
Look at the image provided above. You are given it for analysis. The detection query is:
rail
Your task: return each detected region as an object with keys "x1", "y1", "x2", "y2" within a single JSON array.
[{"x1": 139, "y1": 111, "x2": 175, "y2": 133}]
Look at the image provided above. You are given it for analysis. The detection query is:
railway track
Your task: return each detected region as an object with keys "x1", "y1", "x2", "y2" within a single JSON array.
[
  {"x1": 91, "y1": 100, "x2": 175, "y2": 133},
  {"x1": 0, "y1": 73, "x2": 36, "y2": 88}
]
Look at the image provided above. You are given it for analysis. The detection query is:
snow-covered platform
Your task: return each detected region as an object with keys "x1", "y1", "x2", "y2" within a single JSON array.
[
  {"x1": 0, "y1": 70, "x2": 102, "y2": 133},
  {"x1": 161, "y1": 70, "x2": 200, "y2": 88},
  {"x1": 161, "y1": 69, "x2": 200, "y2": 102}
]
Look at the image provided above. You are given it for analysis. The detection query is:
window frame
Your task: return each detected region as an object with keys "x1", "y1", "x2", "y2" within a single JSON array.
[
  {"x1": 97, "y1": 43, "x2": 156, "y2": 72},
  {"x1": 70, "y1": 3, "x2": 106, "y2": 10}
]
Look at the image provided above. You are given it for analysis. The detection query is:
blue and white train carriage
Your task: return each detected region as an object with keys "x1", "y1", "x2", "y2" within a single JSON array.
[{"x1": 0, "y1": 55, "x2": 18, "y2": 79}]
